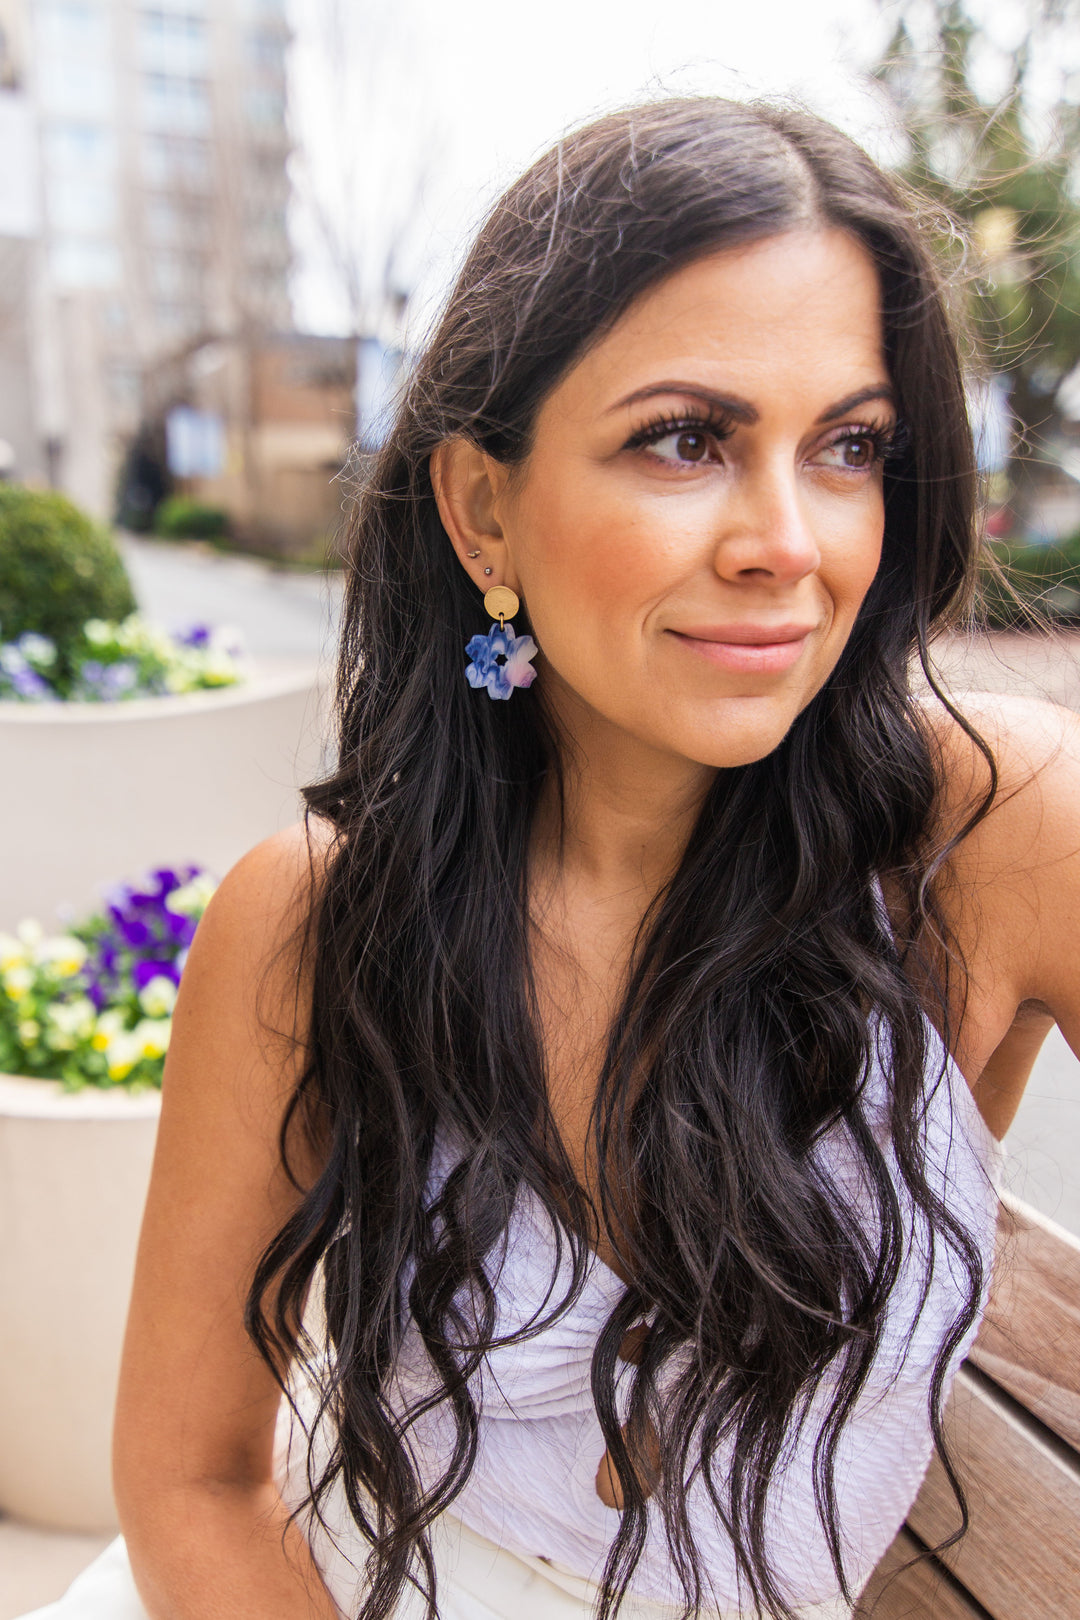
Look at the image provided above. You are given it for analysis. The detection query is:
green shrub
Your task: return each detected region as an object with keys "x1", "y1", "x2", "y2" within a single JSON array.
[
  {"x1": 153, "y1": 496, "x2": 230, "y2": 541},
  {"x1": 0, "y1": 485, "x2": 136, "y2": 666},
  {"x1": 980, "y1": 537, "x2": 1080, "y2": 627}
]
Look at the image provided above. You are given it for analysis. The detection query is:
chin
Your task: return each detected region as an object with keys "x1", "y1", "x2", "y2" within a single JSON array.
[{"x1": 667, "y1": 702, "x2": 804, "y2": 771}]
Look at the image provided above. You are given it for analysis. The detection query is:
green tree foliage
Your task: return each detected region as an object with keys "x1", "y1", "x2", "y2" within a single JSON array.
[
  {"x1": 0, "y1": 485, "x2": 137, "y2": 671},
  {"x1": 153, "y1": 496, "x2": 230, "y2": 541},
  {"x1": 874, "y1": 0, "x2": 1080, "y2": 526}
]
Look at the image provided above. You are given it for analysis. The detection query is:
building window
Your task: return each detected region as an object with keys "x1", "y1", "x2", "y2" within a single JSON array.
[
  {"x1": 154, "y1": 300, "x2": 202, "y2": 338},
  {"x1": 246, "y1": 30, "x2": 285, "y2": 70},
  {"x1": 244, "y1": 86, "x2": 285, "y2": 129},
  {"x1": 35, "y1": 1, "x2": 109, "y2": 56},
  {"x1": 49, "y1": 236, "x2": 120, "y2": 288},
  {"x1": 140, "y1": 132, "x2": 212, "y2": 188},
  {"x1": 107, "y1": 363, "x2": 141, "y2": 415},
  {"x1": 150, "y1": 249, "x2": 206, "y2": 300},
  {"x1": 143, "y1": 194, "x2": 210, "y2": 245},
  {"x1": 138, "y1": 8, "x2": 209, "y2": 74},
  {"x1": 43, "y1": 119, "x2": 116, "y2": 175},
  {"x1": 37, "y1": 56, "x2": 113, "y2": 119},
  {"x1": 46, "y1": 177, "x2": 116, "y2": 233},
  {"x1": 140, "y1": 71, "x2": 211, "y2": 134}
]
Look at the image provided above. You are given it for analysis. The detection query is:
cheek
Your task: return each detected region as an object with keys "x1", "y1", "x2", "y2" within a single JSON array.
[
  {"x1": 513, "y1": 479, "x2": 671, "y2": 653},
  {"x1": 826, "y1": 497, "x2": 886, "y2": 619}
]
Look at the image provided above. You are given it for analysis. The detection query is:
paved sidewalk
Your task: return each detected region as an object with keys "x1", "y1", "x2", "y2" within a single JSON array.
[{"x1": 118, "y1": 534, "x2": 343, "y2": 669}]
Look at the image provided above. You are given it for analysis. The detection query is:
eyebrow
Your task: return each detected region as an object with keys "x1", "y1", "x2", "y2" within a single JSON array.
[{"x1": 609, "y1": 381, "x2": 897, "y2": 424}]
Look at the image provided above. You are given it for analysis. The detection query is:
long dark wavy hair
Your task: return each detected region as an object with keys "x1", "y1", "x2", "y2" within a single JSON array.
[{"x1": 248, "y1": 97, "x2": 995, "y2": 1620}]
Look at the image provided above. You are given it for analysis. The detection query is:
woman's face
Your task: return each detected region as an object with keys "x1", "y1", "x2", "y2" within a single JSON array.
[
  {"x1": 457, "y1": 228, "x2": 896, "y2": 771},
  {"x1": 488, "y1": 226, "x2": 893, "y2": 771}
]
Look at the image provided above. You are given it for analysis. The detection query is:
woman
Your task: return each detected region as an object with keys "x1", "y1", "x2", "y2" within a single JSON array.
[{"x1": 28, "y1": 97, "x2": 1079, "y2": 1620}]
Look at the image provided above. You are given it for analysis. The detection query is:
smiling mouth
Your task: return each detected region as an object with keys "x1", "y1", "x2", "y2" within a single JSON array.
[{"x1": 666, "y1": 625, "x2": 814, "y2": 674}]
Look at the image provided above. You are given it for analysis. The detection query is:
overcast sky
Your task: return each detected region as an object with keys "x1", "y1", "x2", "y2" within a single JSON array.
[
  {"x1": 285, "y1": 0, "x2": 913, "y2": 337},
  {"x1": 284, "y1": 0, "x2": 1065, "y2": 340}
]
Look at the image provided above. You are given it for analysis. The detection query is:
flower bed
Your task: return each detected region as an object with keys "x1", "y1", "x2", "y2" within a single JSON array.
[
  {"x1": 0, "y1": 868, "x2": 214, "y2": 1091},
  {"x1": 0, "y1": 613, "x2": 246, "y2": 703},
  {"x1": 0, "y1": 864, "x2": 216, "y2": 1528}
]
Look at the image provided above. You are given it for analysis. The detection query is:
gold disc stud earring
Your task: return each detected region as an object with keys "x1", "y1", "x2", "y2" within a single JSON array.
[{"x1": 483, "y1": 585, "x2": 520, "y2": 630}]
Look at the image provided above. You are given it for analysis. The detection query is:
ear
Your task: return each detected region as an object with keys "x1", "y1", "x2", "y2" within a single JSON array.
[{"x1": 430, "y1": 439, "x2": 522, "y2": 596}]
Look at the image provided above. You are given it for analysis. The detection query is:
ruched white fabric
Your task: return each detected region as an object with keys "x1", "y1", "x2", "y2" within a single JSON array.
[
  {"x1": 281, "y1": 1021, "x2": 1003, "y2": 1619},
  {"x1": 22, "y1": 1022, "x2": 1002, "y2": 1620}
]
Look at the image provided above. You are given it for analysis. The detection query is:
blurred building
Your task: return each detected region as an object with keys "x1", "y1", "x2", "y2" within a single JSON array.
[
  {"x1": 0, "y1": 0, "x2": 292, "y2": 516},
  {"x1": 150, "y1": 331, "x2": 356, "y2": 557},
  {"x1": 0, "y1": 1, "x2": 45, "y2": 487}
]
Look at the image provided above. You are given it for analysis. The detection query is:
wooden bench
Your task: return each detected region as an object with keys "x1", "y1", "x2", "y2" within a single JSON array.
[{"x1": 856, "y1": 1196, "x2": 1080, "y2": 1619}]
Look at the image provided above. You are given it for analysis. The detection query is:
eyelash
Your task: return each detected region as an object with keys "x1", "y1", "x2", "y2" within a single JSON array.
[
  {"x1": 624, "y1": 412, "x2": 909, "y2": 467},
  {"x1": 624, "y1": 412, "x2": 734, "y2": 454}
]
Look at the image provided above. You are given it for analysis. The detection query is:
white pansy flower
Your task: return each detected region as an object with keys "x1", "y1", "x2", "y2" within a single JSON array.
[
  {"x1": 138, "y1": 975, "x2": 177, "y2": 1018},
  {"x1": 134, "y1": 1017, "x2": 171, "y2": 1060},
  {"x1": 200, "y1": 652, "x2": 238, "y2": 686},
  {"x1": 16, "y1": 918, "x2": 44, "y2": 949},
  {"x1": 45, "y1": 999, "x2": 96, "y2": 1050},
  {"x1": 38, "y1": 935, "x2": 88, "y2": 977},
  {"x1": 3, "y1": 964, "x2": 34, "y2": 998},
  {"x1": 166, "y1": 874, "x2": 216, "y2": 917},
  {"x1": 18, "y1": 633, "x2": 57, "y2": 667},
  {"x1": 17, "y1": 1018, "x2": 41, "y2": 1044},
  {"x1": 0, "y1": 933, "x2": 26, "y2": 971},
  {"x1": 91, "y1": 1007, "x2": 127, "y2": 1052},
  {"x1": 105, "y1": 1030, "x2": 141, "y2": 1081},
  {"x1": 83, "y1": 619, "x2": 113, "y2": 647}
]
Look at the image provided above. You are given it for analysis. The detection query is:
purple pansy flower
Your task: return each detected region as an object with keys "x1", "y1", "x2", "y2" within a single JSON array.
[
  {"x1": 176, "y1": 624, "x2": 211, "y2": 648},
  {"x1": 464, "y1": 621, "x2": 538, "y2": 701},
  {"x1": 133, "y1": 957, "x2": 181, "y2": 990}
]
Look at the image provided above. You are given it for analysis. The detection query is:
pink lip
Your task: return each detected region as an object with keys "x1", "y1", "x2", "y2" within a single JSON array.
[{"x1": 667, "y1": 622, "x2": 815, "y2": 674}]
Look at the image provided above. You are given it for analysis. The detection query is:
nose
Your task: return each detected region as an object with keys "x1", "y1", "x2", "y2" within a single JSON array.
[{"x1": 712, "y1": 459, "x2": 822, "y2": 586}]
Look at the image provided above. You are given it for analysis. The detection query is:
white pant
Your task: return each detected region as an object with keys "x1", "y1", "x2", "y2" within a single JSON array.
[{"x1": 18, "y1": 1513, "x2": 853, "y2": 1620}]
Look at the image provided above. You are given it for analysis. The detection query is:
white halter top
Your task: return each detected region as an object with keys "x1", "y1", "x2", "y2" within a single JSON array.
[{"x1": 282, "y1": 1021, "x2": 1002, "y2": 1616}]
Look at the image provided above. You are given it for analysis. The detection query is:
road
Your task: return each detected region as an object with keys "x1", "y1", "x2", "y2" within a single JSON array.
[{"x1": 122, "y1": 535, "x2": 1080, "y2": 1236}]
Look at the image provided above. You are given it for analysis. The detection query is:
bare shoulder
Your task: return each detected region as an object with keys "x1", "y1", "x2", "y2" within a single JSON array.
[
  {"x1": 167, "y1": 813, "x2": 339, "y2": 1141},
  {"x1": 921, "y1": 690, "x2": 1080, "y2": 882},
  {"x1": 918, "y1": 693, "x2": 1080, "y2": 1122},
  {"x1": 186, "y1": 816, "x2": 336, "y2": 1014},
  {"x1": 198, "y1": 814, "x2": 336, "y2": 947}
]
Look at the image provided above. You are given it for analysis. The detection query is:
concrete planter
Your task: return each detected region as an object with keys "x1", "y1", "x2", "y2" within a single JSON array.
[
  {"x1": 0, "y1": 664, "x2": 328, "y2": 926},
  {"x1": 0, "y1": 1074, "x2": 161, "y2": 1532}
]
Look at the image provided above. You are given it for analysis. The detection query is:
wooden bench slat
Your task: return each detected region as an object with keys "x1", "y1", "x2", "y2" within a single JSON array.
[
  {"x1": 905, "y1": 1364, "x2": 1080, "y2": 1620},
  {"x1": 970, "y1": 1197, "x2": 1080, "y2": 1453},
  {"x1": 855, "y1": 1528, "x2": 988, "y2": 1619}
]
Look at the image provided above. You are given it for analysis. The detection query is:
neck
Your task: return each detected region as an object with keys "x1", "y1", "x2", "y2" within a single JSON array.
[{"x1": 532, "y1": 676, "x2": 716, "y2": 907}]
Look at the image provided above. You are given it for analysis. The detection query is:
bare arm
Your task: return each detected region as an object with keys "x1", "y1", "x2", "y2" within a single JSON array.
[
  {"x1": 113, "y1": 822, "x2": 342, "y2": 1619},
  {"x1": 931, "y1": 694, "x2": 1080, "y2": 1139}
]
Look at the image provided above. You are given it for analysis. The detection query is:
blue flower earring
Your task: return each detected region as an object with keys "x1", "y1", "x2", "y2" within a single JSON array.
[{"x1": 464, "y1": 585, "x2": 538, "y2": 700}]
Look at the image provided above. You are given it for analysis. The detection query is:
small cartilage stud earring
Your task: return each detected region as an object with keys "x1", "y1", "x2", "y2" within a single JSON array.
[
  {"x1": 467, "y1": 550, "x2": 480, "y2": 558},
  {"x1": 484, "y1": 566, "x2": 493, "y2": 575}
]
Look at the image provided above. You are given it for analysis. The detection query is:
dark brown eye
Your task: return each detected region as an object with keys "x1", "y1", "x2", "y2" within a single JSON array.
[
  {"x1": 647, "y1": 429, "x2": 711, "y2": 463},
  {"x1": 676, "y1": 431, "x2": 709, "y2": 462},
  {"x1": 815, "y1": 431, "x2": 883, "y2": 472},
  {"x1": 842, "y1": 437, "x2": 874, "y2": 468}
]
